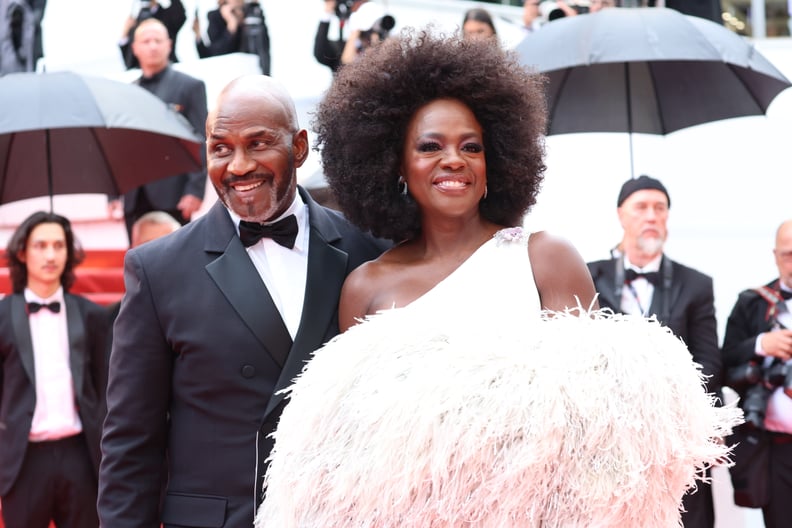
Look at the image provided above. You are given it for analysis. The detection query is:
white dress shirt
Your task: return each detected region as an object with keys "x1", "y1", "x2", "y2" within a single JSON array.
[
  {"x1": 620, "y1": 255, "x2": 662, "y2": 317},
  {"x1": 228, "y1": 194, "x2": 309, "y2": 340},
  {"x1": 25, "y1": 286, "x2": 83, "y2": 441}
]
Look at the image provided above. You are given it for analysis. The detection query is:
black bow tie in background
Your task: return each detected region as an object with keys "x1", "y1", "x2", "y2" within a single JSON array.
[
  {"x1": 780, "y1": 289, "x2": 792, "y2": 301},
  {"x1": 27, "y1": 301, "x2": 61, "y2": 314},
  {"x1": 624, "y1": 269, "x2": 661, "y2": 286},
  {"x1": 239, "y1": 215, "x2": 298, "y2": 249}
]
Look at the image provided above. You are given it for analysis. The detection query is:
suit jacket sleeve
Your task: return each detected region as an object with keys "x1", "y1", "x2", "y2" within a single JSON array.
[
  {"x1": 181, "y1": 77, "x2": 208, "y2": 200},
  {"x1": 162, "y1": 0, "x2": 187, "y2": 38},
  {"x1": 722, "y1": 290, "x2": 769, "y2": 370},
  {"x1": 314, "y1": 20, "x2": 342, "y2": 71},
  {"x1": 98, "y1": 251, "x2": 173, "y2": 527},
  {"x1": 681, "y1": 273, "x2": 722, "y2": 395}
]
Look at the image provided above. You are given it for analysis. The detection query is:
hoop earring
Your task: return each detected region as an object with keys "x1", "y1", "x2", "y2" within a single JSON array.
[
  {"x1": 398, "y1": 176, "x2": 408, "y2": 196},
  {"x1": 483, "y1": 185, "x2": 488, "y2": 200}
]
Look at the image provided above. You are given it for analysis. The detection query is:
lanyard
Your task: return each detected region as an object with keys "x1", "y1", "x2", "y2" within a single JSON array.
[{"x1": 626, "y1": 281, "x2": 650, "y2": 317}]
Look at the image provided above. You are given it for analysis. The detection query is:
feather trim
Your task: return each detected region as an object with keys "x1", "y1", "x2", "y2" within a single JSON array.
[{"x1": 257, "y1": 308, "x2": 741, "y2": 528}]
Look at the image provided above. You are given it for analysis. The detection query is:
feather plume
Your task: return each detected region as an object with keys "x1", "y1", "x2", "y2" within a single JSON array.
[{"x1": 257, "y1": 308, "x2": 741, "y2": 528}]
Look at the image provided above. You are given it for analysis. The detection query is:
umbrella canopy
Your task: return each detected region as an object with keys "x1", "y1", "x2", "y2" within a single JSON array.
[
  {"x1": 515, "y1": 7, "x2": 791, "y2": 136},
  {"x1": 0, "y1": 71, "x2": 203, "y2": 209}
]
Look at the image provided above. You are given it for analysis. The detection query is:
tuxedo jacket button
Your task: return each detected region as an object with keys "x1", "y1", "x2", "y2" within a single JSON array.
[{"x1": 241, "y1": 365, "x2": 256, "y2": 378}]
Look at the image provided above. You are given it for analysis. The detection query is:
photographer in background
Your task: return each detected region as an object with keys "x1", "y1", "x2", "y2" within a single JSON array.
[
  {"x1": 194, "y1": 0, "x2": 245, "y2": 59},
  {"x1": 119, "y1": 0, "x2": 185, "y2": 70},
  {"x1": 722, "y1": 218, "x2": 792, "y2": 527},
  {"x1": 314, "y1": 0, "x2": 367, "y2": 73},
  {"x1": 237, "y1": 0, "x2": 270, "y2": 75},
  {"x1": 339, "y1": 1, "x2": 394, "y2": 66}
]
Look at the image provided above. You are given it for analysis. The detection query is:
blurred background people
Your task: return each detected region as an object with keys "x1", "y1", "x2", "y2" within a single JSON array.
[
  {"x1": 107, "y1": 211, "x2": 181, "y2": 322},
  {"x1": 109, "y1": 18, "x2": 207, "y2": 244},
  {"x1": 193, "y1": 0, "x2": 244, "y2": 58},
  {"x1": 0, "y1": 0, "x2": 46, "y2": 74},
  {"x1": 119, "y1": 0, "x2": 186, "y2": 70},
  {"x1": 0, "y1": 212, "x2": 110, "y2": 528},
  {"x1": 314, "y1": 0, "x2": 367, "y2": 73},
  {"x1": 722, "y1": 219, "x2": 792, "y2": 528},
  {"x1": 587, "y1": 175, "x2": 722, "y2": 528},
  {"x1": 461, "y1": 7, "x2": 497, "y2": 40},
  {"x1": 233, "y1": 0, "x2": 270, "y2": 75},
  {"x1": 522, "y1": 0, "x2": 542, "y2": 33},
  {"x1": 340, "y1": 1, "x2": 394, "y2": 65}
]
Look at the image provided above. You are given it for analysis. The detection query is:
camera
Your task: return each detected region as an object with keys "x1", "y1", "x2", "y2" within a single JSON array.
[
  {"x1": 728, "y1": 358, "x2": 792, "y2": 429},
  {"x1": 542, "y1": 1, "x2": 588, "y2": 22},
  {"x1": 335, "y1": 0, "x2": 356, "y2": 21},
  {"x1": 360, "y1": 14, "x2": 395, "y2": 43},
  {"x1": 138, "y1": 0, "x2": 155, "y2": 21}
]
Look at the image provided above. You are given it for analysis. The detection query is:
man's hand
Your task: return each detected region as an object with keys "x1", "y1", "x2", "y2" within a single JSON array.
[
  {"x1": 177, "y1": 195, "x2": 203, "y2": 220},
  {"x1": 108, "y1": 199, "x2": 124, "y2": 220},
  {"x1": 761, "y1": 329, "x2": 792, "y2": 361},
  {"x1": 220, "y1": 2, "x2": 242, "y2": 34}
]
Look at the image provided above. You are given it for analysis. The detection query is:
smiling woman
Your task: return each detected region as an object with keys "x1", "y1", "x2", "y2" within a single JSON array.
[{"x1": 312, "y1": 28, "x2": 597, "y2": 327}]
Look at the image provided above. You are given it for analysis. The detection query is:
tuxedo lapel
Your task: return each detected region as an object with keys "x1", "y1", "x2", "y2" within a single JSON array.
[
  {"x1": 10, "y1": 295, "x2": 35, "y2": 385},
  {"x1": 263, "y1": 192, "x2": 348, "y2": 418},
  {"x1": 203, "y1": 202, "x2": 292, "y2": 368},
  {"x1": 594, "y1": 260, "x2": 622, "y2": 312},
  {"x1": 64, "y1": 295, "x2": 86, "y2": 397},
  {"x1": 648, "y1": 257, "x2": 674, "y2": 324}
]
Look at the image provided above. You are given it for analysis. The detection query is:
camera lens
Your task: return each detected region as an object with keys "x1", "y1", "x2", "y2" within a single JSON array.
[{"x1": 725, "y1": 361, "x2": 762, "y2": 388}]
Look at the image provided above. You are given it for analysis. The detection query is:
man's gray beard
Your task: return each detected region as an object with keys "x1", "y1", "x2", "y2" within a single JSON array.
[{"x1": 637, "y1": 236, "x2": 664, "y2": 256}]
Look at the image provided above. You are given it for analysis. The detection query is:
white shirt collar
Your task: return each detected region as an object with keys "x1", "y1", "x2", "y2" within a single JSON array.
[
  {"x1": 623, "y1": 254, "x2": 662, "y2": 273},
  {"x1": 24, "y1": 285, "x2": 64, "y2": 304}
]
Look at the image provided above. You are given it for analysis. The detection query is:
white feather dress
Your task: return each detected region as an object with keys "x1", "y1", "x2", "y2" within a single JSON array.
[{"x1": 256, "y1": 230, "x2": 741, "y2": 528}]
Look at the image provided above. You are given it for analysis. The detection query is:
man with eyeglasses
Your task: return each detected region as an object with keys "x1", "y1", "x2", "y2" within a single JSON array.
[{"x1": 722, "y1": 219, "x2": 792, "y2": 528}]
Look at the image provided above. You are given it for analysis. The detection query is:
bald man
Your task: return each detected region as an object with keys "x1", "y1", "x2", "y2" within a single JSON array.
[
  {"x1": 98, "y1": 75, "x2": 387, "y2": 527},
  {"x1": 110, "y1": 18, "x2": 208, "y2": 244},
  {"x1": 722, "y1": 219, "x2": 792, "y2": 528}
]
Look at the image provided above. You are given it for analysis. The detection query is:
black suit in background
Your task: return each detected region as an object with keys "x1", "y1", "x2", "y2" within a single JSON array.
[
  {"x1": 722, "y1": 281, "x2": 792, "y2": 528},
  {"x1": 588, "y1": 254, "x2": 722, "y2": 528},
  {"x1": 0, "y1": 293, "x2": 110, "y2": 527},
  {"x1": 314, "y1": 19, "x2": 344, "y2": 73},
  {"x1": 196, "y1": 8, "x2": 242, "y2": 58},
  {"x1": 122, "y1": 64, "x2": 207, "y2": 241},
  {"x1": 98, "y1": 189, "x2": 387, "y2": 527},
  {"x1": 120, "y1": 0, "x2": 186, "y2": 70},
  {"x1": 662, "y1": 0, "x2": 722, "y2": 24}
]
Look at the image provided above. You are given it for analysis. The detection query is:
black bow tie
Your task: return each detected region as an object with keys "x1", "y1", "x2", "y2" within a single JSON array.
[
  {"x1": 238, "y1": 215, "x2": 298, "y2": 249},
  {"x1": 780, "y1": 289, "x2": 792, "y2": 301},
  {"x1": 624, "y1": 269, "x2": 661, "y2": 286},
  {"x1": 27, "y1": 301, "x2": 61, "y2": 314}
]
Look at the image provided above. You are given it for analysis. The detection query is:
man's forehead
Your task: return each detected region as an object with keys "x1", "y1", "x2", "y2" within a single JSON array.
[
  {"x1": 622, "y1": 189, "x2": 668, "y2": 206},
  {"x1": 30, "y1": 224, "x2": 65, "y2": 240}
]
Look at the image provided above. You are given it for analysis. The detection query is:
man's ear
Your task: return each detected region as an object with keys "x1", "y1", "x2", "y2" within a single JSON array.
[{"x1": 293, "y1": 129, "x2": 309, "y2": 168}]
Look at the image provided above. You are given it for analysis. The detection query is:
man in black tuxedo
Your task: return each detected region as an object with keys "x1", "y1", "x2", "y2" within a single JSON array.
[
  {"x1": 0, "y1": 212, "x2": 110, "y2": 528},
  {"x1": 98, "y1": 74, "x2": 387, "y2": 527},
  {"x1": 119, "y1": 0, "x2": 186, "y2": 69},
  {"x1": 110, "y1": 17, "x2": 207, "y2": 244},
  {"x1": 587, "y1": 175, "x2": 722, "y2": 528},
  {"x1": 722, "y1": 219, "x2": 792, "y2": 528}
]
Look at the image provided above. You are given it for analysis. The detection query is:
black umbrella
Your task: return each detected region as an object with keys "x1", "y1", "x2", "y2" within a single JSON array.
[
  {"x1": 0, "y1": 71, "x2": 203, "y2": 211},
  {"x1": 515, "y1": 7, "x2": 791, "y2": 176}
]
